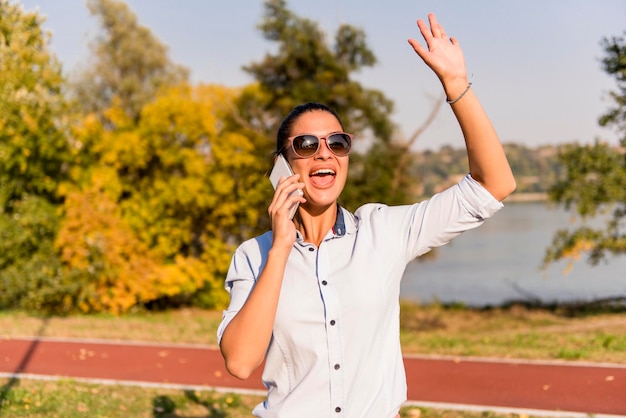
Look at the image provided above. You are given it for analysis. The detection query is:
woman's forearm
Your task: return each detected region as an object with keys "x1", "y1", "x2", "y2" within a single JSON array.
[
  {"x1": 219, "y1": 246, "x2": 290, "y2": 379},
  {"x1": 408, "y1": 14, "x2": 516, "y2": 202},
  {"x1": 445, "y1": 81, "x2": 516, "y2": 201}
]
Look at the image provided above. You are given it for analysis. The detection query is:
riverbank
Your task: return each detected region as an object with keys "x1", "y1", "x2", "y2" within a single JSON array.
[{"x1": 503, "y1": 192, "x2": 548, "y2": 202}]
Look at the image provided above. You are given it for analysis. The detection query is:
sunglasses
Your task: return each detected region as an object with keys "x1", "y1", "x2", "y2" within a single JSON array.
[{"x1": 285, "y1": 132, "x2": 353, "y2": 158}]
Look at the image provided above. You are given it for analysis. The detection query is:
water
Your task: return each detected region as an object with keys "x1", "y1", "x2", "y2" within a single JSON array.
[{"x1": 400, "y1": 201, "x2": 626, "y2": 307}]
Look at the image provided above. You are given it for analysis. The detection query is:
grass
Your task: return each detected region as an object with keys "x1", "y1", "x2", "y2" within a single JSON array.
[
  {"x1": 398, "y1": 301, "x2": 626, "y2": 363},
  {"x1": 0, "y1": 378, "x2": 263, "y2": 418},
  {"x1": 0, "y1": 309, "x2": 223, "y2": 346},
  {"x1": 0, "y1": 378, "x2": 550, "y2": 418},
  {"x1": 1, "y1": 301, "x2": 625, "y2": 417}
]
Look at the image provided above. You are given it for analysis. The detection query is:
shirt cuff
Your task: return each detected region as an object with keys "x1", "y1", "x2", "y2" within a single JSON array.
[{"x1": 458, "y1": 174, "x2": 504, "y2": 219}]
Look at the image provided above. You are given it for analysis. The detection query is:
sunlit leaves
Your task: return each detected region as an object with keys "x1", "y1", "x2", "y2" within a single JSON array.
[
  {"x1": 546, "y1": 31, "x2": 626, "y2": 267},
  {"x1": 0, "y1": 1, "x2": 74, "y2": 312},
  {"x1": 549, "y1": 141, "x2": 626, "y2": 217},
  {"x1": 72, "y1": 0, "x2": 188, "y2": 123},
  {"x1": 599, "y1": 31, "x2": 626, "y2": 140},
  {"x1": 0, "y1": 0, "x2": 68, "y2": 207},
  {"x1": 53, "y1": 82, "x2": 267, "y2": 313},
  {"x1": 1, "y1": 0, "x2": 412, "y2": 313}
]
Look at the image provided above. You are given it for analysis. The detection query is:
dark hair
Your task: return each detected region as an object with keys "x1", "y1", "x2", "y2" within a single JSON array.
[{"x1": 275, "y1": 102, "x2": 344, "y2": 156}]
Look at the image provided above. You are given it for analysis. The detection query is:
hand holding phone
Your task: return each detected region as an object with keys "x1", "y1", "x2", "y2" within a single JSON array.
[{"x1": 269, "y1": 155, "x2": 304, "y2": 220}]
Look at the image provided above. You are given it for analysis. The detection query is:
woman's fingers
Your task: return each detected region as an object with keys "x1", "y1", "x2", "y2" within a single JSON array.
[
  {"x1": 408, "y1": 13, "x2": 467, "y2": 85},
  {"x1": 268, "y1": 175, "x2": 305, "y2": 247},
  {"x1": 428, "y1": 13, "x2": 447, "y2": 39},
  {"x1": 269, "y1": 175, "x2": 304, "y2": 220}
]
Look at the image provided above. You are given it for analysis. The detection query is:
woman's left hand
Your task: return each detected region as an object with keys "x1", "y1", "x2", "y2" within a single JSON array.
[{"x1": 408, "y1": 13, "x2": 467, "y2": 87}]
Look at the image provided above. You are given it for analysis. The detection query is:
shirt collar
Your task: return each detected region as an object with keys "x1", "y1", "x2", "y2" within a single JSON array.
[
  {"x1": 334, "y1": 205, "x2": 357, "y2": 237},
  {"x1": 332, "y1": 204, "x2": 347, "y2": 236}
]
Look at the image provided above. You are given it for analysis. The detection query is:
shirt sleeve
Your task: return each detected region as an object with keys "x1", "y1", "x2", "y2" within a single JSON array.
[
  {"x1": 216, "y1": 234, "x2": 271, "y2": 345},
  {"x1": 409, "y1": 173, "x2": 503, "y2": 259},
  {"x1": 361, "y1": 174, "x2": 503, "y2": 263}
]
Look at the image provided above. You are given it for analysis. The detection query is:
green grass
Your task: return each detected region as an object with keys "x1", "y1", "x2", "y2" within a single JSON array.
[
  {"x1": 398, "y1": 301, "x2": 626, "y2": 363},
  {"x1": 0, "y1": 378, "x2": 263, "y2": 418},
  {"x1": 1, "y1": 302, "x2": 625, "y2": 417},
  {"x1": 0, "y1": 378, "x2": 546, "y2": 418}
]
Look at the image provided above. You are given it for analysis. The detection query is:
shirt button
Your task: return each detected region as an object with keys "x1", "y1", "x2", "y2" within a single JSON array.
[
  {"x1": 321, "y1": 280, "x2": 328, "y2": 286},
  {"x1": 330, "y1": 320, "x2": 336, "y2": 326},
  {"x1": 308, "y1": 247, "x2": 315, "y2": 252},
  {"x1": 334, "y1": 364, "x2": 340, "y2": 370},
  {"x1": 335, "y1": 407, "x2": 341, "y2": 413}
]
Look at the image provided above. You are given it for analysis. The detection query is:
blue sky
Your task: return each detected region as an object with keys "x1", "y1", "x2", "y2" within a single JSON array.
[{"x1": 17, "y1": 0, "x2": 626, "y2": 150}]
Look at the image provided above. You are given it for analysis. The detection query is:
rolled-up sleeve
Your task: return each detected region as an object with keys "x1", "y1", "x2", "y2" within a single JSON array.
[
  {"x1": 216, "y1": 234, "x2": 270, "y2": 344},
  {"x1": 358, "y1": 174, "x2": 503, "y2": 263},
  {"x1": 405, "y1": 173, "x2": 503, "y2": 259},
  {"x1": 455, "y1": 174, "x2": 504, "y2": 219}
]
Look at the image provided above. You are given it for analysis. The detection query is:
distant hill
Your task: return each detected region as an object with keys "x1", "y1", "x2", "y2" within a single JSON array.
[{"x1": 409, "y1": 143, "x2": 564, "y2": 200}]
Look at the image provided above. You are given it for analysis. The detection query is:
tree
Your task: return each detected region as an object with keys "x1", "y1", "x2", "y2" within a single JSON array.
[
  {"x1": 0, "y1": 0, "x2": 72, "y2": 311},
  {"x1": 48, "y1": 0, "x2": 279, "y2": 314},
  {"x1": 0, "y1": 0, "x2": 69, "y2": 208},
  {"x1": 544, "y1": 31, "x2": 626, "y2": 267},
  {"x1": 71, "y1": 0, "x2": 188, "y2": 124},
  {"x1": 245, "y1": 0, "x2": 395, "y2": 141},
  {"x1": 242, "y1": 0, "x2": 422, "y2": 211},
  {"x1": 56, "y1": 80, "x2": 271, "y2": 313},
  {"x1": 49, "y1": 0, "x2": 243, "y2": 313}
]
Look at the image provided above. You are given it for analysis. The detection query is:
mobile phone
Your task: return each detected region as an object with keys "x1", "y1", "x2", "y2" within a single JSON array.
[{"x1": 269, "y1": 154, "x2": 303, "y2": 219}]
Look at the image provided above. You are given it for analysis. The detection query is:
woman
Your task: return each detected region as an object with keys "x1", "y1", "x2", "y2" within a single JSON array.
[{"x1": 217, "y1": 13, "x2": 516, "y2": 417}]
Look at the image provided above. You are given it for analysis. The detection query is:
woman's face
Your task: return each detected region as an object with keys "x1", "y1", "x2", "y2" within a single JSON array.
[{"x1": 286, "y1": 110, "x2": 349, "y2": 212}]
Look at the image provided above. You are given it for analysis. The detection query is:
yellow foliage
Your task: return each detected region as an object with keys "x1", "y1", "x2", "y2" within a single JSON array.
[
  {"x1": 103, "y1": 99, "x2": 134, "y2": 129},
  {"x1": 55, "y1": 82, "x2": 271, "y2": 312},
  {"x1": 560, "y1": 239, "x2": 595, "y2": 261},
  {"x1": 56, "y1": 183, "x2": 223, "y2": 314},
  {"x1": 56, "y1": 185, "x2": 158, "y2": 314},
  {"x1": 559, "y1": 239, "x2": 596, "y2": 276}
]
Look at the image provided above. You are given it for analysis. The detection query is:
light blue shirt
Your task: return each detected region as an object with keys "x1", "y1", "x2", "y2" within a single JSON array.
[{"x1": 217, "y1": 174, "x2": 503, "y2": 417}]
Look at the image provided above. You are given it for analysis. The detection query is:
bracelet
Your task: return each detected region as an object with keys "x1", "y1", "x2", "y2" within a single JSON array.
[{"x1": 446, "y1": 83, "x2": 472, "y2": 105}]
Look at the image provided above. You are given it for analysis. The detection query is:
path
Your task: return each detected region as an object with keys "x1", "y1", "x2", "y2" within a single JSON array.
[{"x1": 1, "y1": 337, "x2": 625, "y2": 416}]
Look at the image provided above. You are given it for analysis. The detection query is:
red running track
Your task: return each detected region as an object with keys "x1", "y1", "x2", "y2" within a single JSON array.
[{"x1": 1, "y1": 337, "x2": 625, "y2": 415}]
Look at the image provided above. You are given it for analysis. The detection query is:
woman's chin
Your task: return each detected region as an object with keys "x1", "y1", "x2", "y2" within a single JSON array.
[{"x1": 302, "y1": 194, "x2": 339, "y2": 211}]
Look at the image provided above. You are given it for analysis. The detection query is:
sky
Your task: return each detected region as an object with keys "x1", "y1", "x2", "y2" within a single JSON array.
[{"x1": 16, "y1": 0, "x2": 626, "y2": 151}]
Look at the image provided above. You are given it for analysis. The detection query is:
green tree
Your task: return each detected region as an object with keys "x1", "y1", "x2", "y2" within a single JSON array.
[
  {"x1": 71, "y1": 0, "x2": 188, "y2": 123},
  {"x1": 245, "y1": 0, "x2": 394, "y2": 141},
  {"x1": 0, "y1": 0, "x2": 69, "y2": 208},
  {"x1": 340, "y1": 141, "x2": 409, "y2": 207},
  {"x1": 0, "y1": 0, "x2": 71, "y2": 311},
  {"x1": 545, "y1": 31, "x2": 626, "y2": 267},
  {"x1": 241, "y1": 0, "x2": 411, "y2": 210}
]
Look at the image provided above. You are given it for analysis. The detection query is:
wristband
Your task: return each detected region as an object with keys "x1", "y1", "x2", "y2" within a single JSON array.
[{"x1": 446, "y1": 83, "x2": 472, "y2": 105}]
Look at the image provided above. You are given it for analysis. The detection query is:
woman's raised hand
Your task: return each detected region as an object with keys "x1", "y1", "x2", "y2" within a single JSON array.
[{"x1": 407, "y1": 13, "x2": 467, "y2": 87}]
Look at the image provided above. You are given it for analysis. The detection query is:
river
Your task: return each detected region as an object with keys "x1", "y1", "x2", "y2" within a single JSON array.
[{"x1": 400, "y1": 201, "x2": 626, "y2": 307}]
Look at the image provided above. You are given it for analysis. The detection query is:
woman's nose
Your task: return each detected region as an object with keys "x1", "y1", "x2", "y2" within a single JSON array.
[{"x1": 315, "y1": 138, "x2": 333, "y2": 159}]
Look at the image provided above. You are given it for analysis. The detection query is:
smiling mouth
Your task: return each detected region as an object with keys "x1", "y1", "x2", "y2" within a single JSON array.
[{"x1": 310, "y1": 169, "x2": 336, "y2": 177}]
